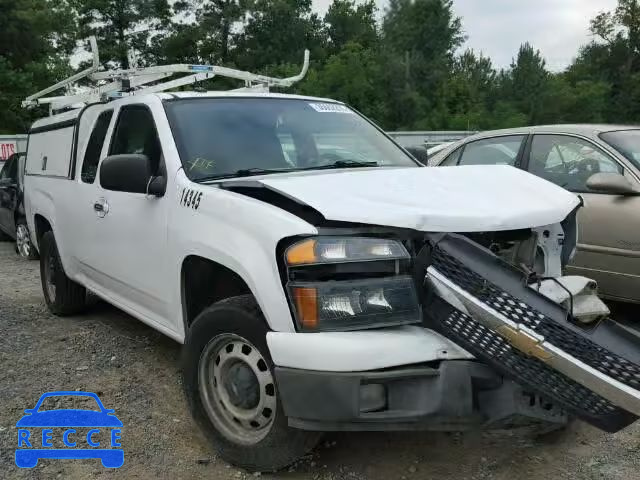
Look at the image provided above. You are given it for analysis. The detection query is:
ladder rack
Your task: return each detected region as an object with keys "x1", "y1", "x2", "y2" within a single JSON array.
[{"x1": 23, "y1": 37, "x2": 310, "y2": 113}]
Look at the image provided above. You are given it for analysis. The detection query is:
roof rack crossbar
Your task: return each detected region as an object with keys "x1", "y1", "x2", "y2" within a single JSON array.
[
  {"x1": 23, "y1": 37, "x2": 310, "y2": 114},
  {"x1": 23, "y1": 37, "x2": 100, "y2": 108}
]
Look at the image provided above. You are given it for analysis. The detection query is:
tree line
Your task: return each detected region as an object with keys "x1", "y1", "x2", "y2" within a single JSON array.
[{"x1": 1, "y1": 0, "x2": 639, "y2": 134}]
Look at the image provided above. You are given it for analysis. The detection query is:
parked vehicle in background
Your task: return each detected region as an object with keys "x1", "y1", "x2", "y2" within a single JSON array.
[
  {"x1": 429, "y1": 125, "x2": 640, "y2": 304},
  {"x1": 0, "y1": 134, "x2": 28, "y2": 170},
  {"x1": 0, "y1": 152, "x2": 37, "y2": 259},
  {"x1": 405, "y1": 144, "x2": 429, "y2": 164},
  {"x1": 426, "y1": 141, "x2": 454, "y2": 161},
  {"x1": 402, "y1": 142, "x2": 454, "y2": 165}
]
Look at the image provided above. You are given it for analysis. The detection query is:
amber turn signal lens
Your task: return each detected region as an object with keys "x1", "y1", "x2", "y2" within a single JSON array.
[
  {"x1": 286, "y1": 239, "x2": 317, "y2": 265},
  {"x1": 292, "y1": 287, "x2": 318, "y2": 330}
]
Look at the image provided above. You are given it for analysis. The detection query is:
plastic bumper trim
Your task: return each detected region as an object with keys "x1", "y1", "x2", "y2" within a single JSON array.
[{"x1": 427, "y1": 266, "x2": 640, "y2": 417}]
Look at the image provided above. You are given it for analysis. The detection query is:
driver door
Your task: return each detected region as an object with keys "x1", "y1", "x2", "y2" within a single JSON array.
[
  {"x1": 526, "y1": 134, "x2": 640, "y2": 302},
  {"x1": 79, "y1": 104, "x2": 172, "y2": 326}
]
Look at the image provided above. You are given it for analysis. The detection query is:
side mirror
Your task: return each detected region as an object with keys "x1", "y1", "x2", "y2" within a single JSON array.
[
  {"x1": 148, "y1": 175, "x2": 167, "y2": 196},
  {"x1": 100, "y1": 154, "x2": 166, "y2": 197},
  {"x1": 586, "y1": 173, "x2": 640, "y2": 195},
  {"x1": 405, "y1": 145, "x2": 429, "y2": 165}
]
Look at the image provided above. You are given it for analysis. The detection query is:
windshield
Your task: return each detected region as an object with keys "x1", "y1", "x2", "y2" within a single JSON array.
[
  {"x1": 164, "y1": 98, "x2": 417, "y2": 181},
  {"x1": 600, "y1": 130, "x2": 640, "y2": 170}
]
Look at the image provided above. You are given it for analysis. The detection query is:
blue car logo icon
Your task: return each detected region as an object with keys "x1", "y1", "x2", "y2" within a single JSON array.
[{"x1": 15, "y1": 391, "x2": 123, "y2": 468}]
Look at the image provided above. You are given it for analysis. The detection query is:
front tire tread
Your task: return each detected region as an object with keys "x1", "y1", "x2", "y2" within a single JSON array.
[{"x1": 182, "y1": 294, "x2": 321, "y2": 472}]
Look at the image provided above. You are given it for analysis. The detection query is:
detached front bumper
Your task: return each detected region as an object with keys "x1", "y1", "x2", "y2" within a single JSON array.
[
  {"x1": 276, "y1": 360, "x2": 567, "y2": 431},
  {"x1": 422, "y1": 233, "x2": 640, "y2": 432}
]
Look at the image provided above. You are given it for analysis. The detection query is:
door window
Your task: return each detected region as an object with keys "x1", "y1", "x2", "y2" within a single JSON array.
[
  {"x1": 528, "y1": 135, "x2": 623, "y2": 192},
  {"x1": 81, "y1": 110, "x2": 113, "y2": 183},
  {"x1": 109, "y1": 106, "x2": 162, "y2": 175},
  {"x1": 455, "y1": 136, "x2": 525, "y2": 166}
]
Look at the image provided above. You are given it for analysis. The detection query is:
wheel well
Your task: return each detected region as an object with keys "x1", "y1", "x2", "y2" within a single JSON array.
[
  {"x1": 181, "y1": 256, "x2": 252, "y2": 330},
  {"x1": 34, "y1": 214, "x2": 52, "y2": 248}
]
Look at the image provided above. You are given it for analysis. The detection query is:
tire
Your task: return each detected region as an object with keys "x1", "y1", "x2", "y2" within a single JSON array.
[
  {"x1": 182, "y1": 295, "x2": 321, "y2": 472},
  {"x1": 15, "y1": 217, "x2": 38, "y2": 260},
  {"x1": 39, "y1": 231, "x2": 86, "y2": 316}
]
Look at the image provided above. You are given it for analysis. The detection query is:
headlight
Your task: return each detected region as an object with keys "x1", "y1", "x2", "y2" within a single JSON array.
[
  {"x1": 285, "y1": 237, "x2": 409, "y2": 266},
  {"x1": 284, "y1": 236, "x2": 420, "y2": 332},
  {"x1": 289, "y1": 276, "x2": 420, "y2": 331}
]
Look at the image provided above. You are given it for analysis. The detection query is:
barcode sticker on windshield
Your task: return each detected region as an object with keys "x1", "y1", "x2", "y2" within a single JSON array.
[{"x1": 308, "y1": 103, "x2": 352, "y2": 114}]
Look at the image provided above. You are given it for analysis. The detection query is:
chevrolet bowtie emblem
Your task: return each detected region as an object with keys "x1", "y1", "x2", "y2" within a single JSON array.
[{"x1": 496, "y1": 325, "x2": 553, "y2": 362}]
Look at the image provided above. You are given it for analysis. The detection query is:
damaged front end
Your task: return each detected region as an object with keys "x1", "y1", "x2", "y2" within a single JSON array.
[{"x1": 419, "y1": 226, "x2": 640, "y2": 432}]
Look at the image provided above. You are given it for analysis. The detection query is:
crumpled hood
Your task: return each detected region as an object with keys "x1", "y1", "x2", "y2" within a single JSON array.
[{"x1": 257, "y1": 165, "x2": 581, "y2": 232}]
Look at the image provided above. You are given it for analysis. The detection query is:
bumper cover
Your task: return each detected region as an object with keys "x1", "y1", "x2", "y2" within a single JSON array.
[
  {"x1": 422, "y1": 233, "x2": 640, "y2": 432},
  {"x1": 276, "y1": 360, "x2": 567, "y2": 431}
]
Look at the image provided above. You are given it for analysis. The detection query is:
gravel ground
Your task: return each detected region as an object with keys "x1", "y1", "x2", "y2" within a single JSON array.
[{"x1": 0, "y1": 242, "x2": 638, "y2": 479}]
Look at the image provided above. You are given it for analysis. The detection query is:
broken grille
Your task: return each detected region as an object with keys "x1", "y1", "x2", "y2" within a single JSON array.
[
  {"x1": 431, "y1": 245, "x2": 640, "y2": 391},
  {"x1": 444, "y1": 309, "x2": 618, "y2": 418}
]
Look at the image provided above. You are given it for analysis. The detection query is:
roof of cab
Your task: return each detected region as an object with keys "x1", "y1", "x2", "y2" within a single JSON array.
[
  {"x1": 159, "y1": 91, "x2": 341, "y2": 104},
  {"x1": 29, "y1": 91, "x2": 344, "y2": 131}
]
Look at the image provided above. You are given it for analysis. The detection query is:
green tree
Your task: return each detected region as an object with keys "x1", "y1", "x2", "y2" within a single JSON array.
[
  {"x1": 573, "y1": 0, "x2": 640, "y2": 122},
  {"x1": 151, "y1": 0, "x2": 249, "y2": 65},
  {"x1": 381, "y1": 0, "x2": 463, "y2": 128},
  {"x1": 72, "y1": 0, "x2": 171, "y2": 68},
  {"x1": 444, "y1": 50, "x2": 497, "y2": 130},
  {"x1": 324, "y1": 0, "x2": 378, "y2": 55},
  {"x1": 591, "y1": 0, "x2": 640, "y2": 71},
  {"x1": 233, "y1": 0, "x2": 327, "y2": 71},
  {"x1": 300, "y1": 42, "x2": 387, "y2": 123},
  {"x1": 503, "y1": 42, "x2": 549, "y2": 124},
  {"x1": 0, "y1": 0, "x2": 76, "y2": 133}
]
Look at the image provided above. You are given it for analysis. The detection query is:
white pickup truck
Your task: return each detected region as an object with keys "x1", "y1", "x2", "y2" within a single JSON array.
[{"x1": 22, "y1": 57, "x2": 640, "y2": 472}]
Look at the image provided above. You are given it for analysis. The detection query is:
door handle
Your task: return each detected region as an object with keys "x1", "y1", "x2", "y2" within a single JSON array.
[{"x1": 93, "y1": 198, "x2": 109, "y2": 217}]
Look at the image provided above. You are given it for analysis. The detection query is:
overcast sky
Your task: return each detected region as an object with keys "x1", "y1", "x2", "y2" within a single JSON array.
[{"x1": 314, "y1": 0, "x2": 619, "y2": 71}]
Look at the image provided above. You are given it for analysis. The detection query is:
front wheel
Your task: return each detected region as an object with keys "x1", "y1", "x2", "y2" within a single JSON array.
[
  {"x1": 15, "y1": 218, "x2": 38, "y2": 260},
  {"x1": 182, "y1": 295, "x2": 321, "y2": 472}
]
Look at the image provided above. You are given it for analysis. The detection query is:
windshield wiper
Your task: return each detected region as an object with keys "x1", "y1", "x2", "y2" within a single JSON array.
[
  {"x1": 195, "y1": 161, "x2": 379, "y2": 182},
  {"x1": 196, "y1": 167, "x2": 297, "y2": 182},
  {"x1": 296, "y1": 160, "x2": 379, "y2": 171}
]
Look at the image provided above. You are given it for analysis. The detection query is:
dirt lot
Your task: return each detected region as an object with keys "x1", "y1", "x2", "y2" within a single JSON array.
[{"x1": 0, "y1": 242, "x2": 638, "y2": 479}]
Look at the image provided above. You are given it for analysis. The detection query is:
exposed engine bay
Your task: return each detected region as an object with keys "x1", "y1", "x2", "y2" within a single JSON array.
[{"x1": 460, "y1": 209, "x2": 609, "y2": 326}]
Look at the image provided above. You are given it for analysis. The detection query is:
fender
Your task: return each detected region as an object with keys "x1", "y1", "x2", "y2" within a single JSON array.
[{"x1": 168, "y1": 170, "x2": 318, "y2": 339}]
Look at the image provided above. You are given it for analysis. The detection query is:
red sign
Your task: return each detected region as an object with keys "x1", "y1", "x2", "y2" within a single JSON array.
[{"x1": 0, "y1": 142, "x2": 16, "y2": 160}]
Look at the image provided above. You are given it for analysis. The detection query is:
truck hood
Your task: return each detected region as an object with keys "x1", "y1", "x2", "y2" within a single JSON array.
[{"x1": 256, "y1": 165, "x2": 581, "y2": 232}]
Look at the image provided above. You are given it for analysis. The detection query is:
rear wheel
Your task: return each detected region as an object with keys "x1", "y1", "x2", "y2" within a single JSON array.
[
  {"x1": 40, "y1": 231, "x2": 86, "y2": 315},
  {"x1": 182, "y1": 295, "x2": 321, "y2": 472},
  {"x1": 15, "y1": 218, "x2": 38, "y2": 260}
]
